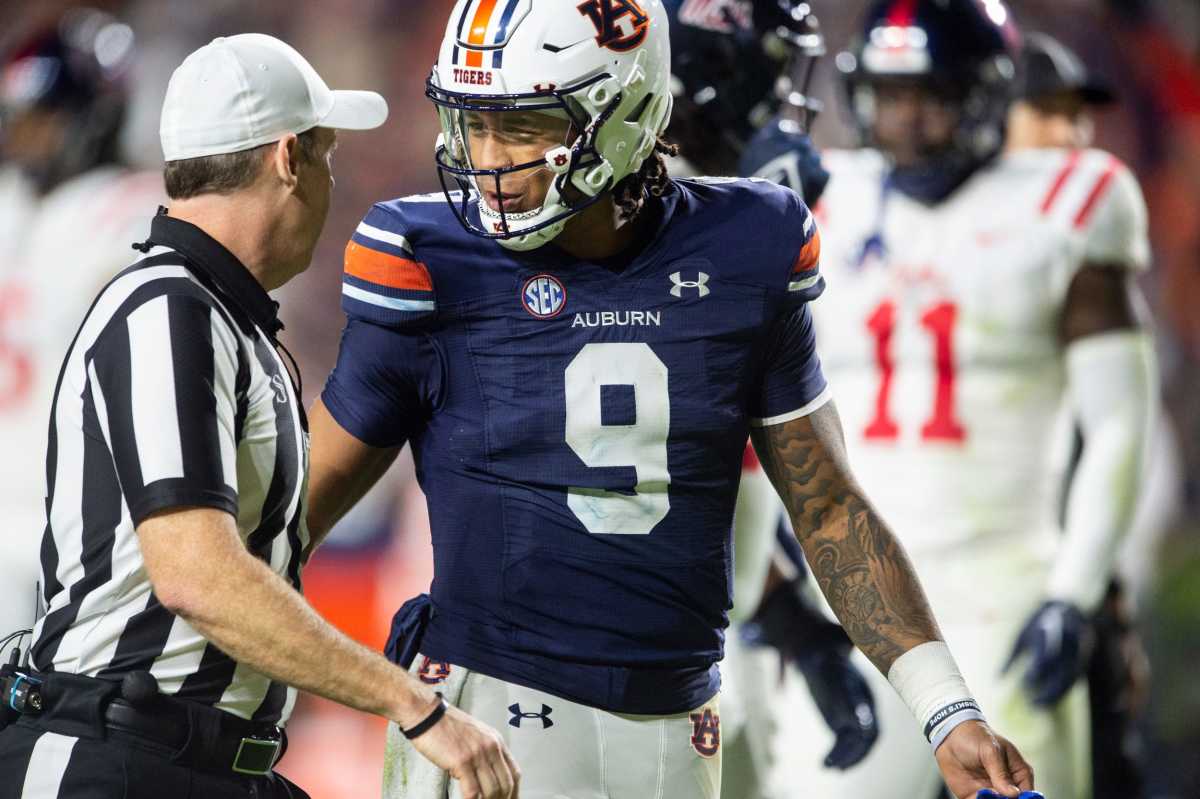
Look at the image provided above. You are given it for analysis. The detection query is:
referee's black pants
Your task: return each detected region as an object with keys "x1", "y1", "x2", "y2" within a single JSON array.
[{"x1": 0, "y1": 721, "x2": 309, "y2": 799}]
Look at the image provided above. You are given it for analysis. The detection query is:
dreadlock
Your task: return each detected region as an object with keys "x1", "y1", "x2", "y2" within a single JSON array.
[{"x1": 613, "y1": 137, "x2": 679, "y2": 222}]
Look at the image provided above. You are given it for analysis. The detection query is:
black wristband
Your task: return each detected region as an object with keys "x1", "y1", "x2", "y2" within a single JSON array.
[{"x1": 402, "y1": 692, "x2": 448, "y2": 740}]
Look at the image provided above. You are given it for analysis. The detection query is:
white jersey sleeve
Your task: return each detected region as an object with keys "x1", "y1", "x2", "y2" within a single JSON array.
[
  {"x1": 1037, "y1": 149, "x2": 1150, "y2": 284},
  {"x1": 1079, "y1": 157, "x2": 1150, "y2": 270}
]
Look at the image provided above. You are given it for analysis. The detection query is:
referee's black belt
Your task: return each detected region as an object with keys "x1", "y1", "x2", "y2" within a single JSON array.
[
  {"x1": 15, "y1": 670, "x2": 286, "y2": 777},
  {"x1": 103, "y1": 697, "x2": 285, "y2": 777}
]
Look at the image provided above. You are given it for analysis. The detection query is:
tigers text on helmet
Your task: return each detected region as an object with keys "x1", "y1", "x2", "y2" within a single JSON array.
[
  {"x1": 666, "y1": 0, "x2": 825, "y2": 176},
  {"x1": 837, "y1": 0, "x2": 1020, "y2": 202},
  {"x1": 0, "y1": 8, "x2": 135, "y2": 194},
  {"x1": 427, "y1": 0, "x2": 673, "y2": 251}
]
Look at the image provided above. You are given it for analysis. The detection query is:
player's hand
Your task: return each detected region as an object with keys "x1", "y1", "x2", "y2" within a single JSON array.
[
  {"x1": 408, "y1": 700, "x2": 520, "y2": 799},
  {"x1": 935, "y1": 720, "x2": 1034, "y2": 799},
  {"x1": 742, "y1": 578, "x2": 878, "y2": 768},
  {"x1": 795, "y1": 648, "x2": 878, "y2": 768},
  {"x1": 1003, "y1": 600, "x2": 1095, "y2": 707},
  {"x1": 738, "y1": 117, "x2": 830, "y2": 207}
]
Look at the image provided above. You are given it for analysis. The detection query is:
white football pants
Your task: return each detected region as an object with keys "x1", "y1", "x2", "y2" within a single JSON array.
[{"x1": 383, "y1": 653, "x2": 722, "y2": 799}]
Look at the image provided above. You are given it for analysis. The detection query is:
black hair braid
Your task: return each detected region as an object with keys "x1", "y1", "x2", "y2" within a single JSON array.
[{"x1": 613, "y1": 137, "x2": 679, "y2": 222}]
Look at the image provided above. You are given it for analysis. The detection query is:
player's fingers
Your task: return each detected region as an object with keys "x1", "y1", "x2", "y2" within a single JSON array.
[
  {"x1": 824, "y1": 732, "x2": 870, "y2": 770},
  {"x1": 979, "y1": 738, "x2": 1021, "y2": 797},
  {"x1": 501, "y1": 745, "x2": 522, "y2": 797},
  {"x1": 454, "y1": 768, "x2": 483, "y2": 799},
  {"x1": 485, "y1": 739, "x2": 516, "y2": 799},
  {"x1": 1002, "y1": 738, "x2": 1035, "y2": 792},
  {"x1": 473, "y1": 759, "x2": 501, "y2": 799}
]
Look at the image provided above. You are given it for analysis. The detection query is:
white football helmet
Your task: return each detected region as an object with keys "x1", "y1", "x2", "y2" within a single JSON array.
[{"x1": 427, "y1": 0, "x2": 673, "y2": 251}]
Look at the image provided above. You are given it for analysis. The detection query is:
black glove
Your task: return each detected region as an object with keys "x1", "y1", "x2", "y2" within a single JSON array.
[
  {"x1": 738, "y1": 116, "x2": 830, "y2": 208},
  {"x1": 742, "y1": 579, "x2": 878, "y2": 769},
  {"x1": 1003, "y1": 600, "x2": 1096, "y2": 707}
]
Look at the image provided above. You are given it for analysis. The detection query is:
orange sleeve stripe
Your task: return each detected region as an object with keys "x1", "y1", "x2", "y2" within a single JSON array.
[
  {"x1": 792, "y1": 228, "x2": 822, "y2": 274},
  {"x1": 344, "y1": 241, "x2": 432, "y2": 291}
]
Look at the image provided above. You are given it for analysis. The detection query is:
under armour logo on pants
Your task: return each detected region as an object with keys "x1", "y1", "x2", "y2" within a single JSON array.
[{"x1": 508, "y1": 703, "x2": 554, "y2": 729}]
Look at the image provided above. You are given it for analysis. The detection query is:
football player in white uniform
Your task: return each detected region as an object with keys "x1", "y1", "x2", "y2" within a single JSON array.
[
  {"x1": 734, "y1": 2, "x2": 1157, "y2": 798},
  {"x1": 1007, "y1": 32, "x2": 1170, "y2": 799},
  {"x1": 0, "y1": 10, "x2": 163, "y2": 641}
]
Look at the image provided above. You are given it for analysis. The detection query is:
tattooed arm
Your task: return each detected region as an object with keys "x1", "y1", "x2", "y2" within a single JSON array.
[
  {"x1": 751, "y1": 400, "x2": 1035, "y2": 797},
  {"x1": 750, "y1": 400, "x2": 940, "y2": 673}
]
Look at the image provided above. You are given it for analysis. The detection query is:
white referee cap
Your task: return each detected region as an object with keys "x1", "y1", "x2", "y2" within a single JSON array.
[{"x1": 160, "y1": 33, "x2": 388, "y2": 161}]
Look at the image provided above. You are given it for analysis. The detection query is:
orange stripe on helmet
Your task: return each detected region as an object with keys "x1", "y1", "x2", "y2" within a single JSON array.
[
  {"x1": 792, "y1": 228, "x2": 822, "y2": 274},
  {"x1": 465, "y1": 0, "x2": 500, "y2": 68},
  {"x1": 344, "y1": 241, "x2": 433, "y2": 291}
]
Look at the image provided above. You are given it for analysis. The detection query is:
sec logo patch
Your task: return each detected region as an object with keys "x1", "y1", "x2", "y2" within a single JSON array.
[{"x1": 521, "y1": 274, "x2": 566, "y2": 319}]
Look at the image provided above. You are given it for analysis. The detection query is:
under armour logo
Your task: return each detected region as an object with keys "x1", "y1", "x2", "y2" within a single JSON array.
[
  {"x1": 669, "y1": 271, "x2": 710, "y2": 298},
  {"x1": 508, "y1": 703, "x2": 553, "y2": 729}
]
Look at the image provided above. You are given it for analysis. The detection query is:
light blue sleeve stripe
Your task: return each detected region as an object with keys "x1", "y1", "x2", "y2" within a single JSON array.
[
  {"x1": 342, "y1": 283, "x2": 435, "y2": 312},
  {"x1": 355, "y1": 221, "x2": 413, "y2": 254}
]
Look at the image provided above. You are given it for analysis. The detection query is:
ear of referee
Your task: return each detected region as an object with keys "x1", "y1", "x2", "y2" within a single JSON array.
[{"x1": 0, "y1": 34, "x2": 517, "y2": 799}]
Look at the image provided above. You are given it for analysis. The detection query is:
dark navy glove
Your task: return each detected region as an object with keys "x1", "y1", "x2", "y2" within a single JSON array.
[
  {"x1": 1003, "y1": 600, "x2": 1096, "y2": 707},
  {"x1": 742, "y1": 579, "x2": 878, "y2": 769},
  {"x1": 738, "y1": 116, "x2": 830, "y2": 208}
]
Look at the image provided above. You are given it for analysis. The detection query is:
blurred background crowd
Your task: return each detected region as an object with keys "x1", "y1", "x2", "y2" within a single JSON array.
[{"x1": 1, "y1": 1, "x2": 1198, "y2": 796}]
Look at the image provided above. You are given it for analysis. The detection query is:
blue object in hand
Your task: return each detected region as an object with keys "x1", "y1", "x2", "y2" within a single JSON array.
[
  {"x1": 1003, "y1": 600, "x2": 1095, "y2": 707},
  {"x1": 975, "y1": 792, "x2": 1045, "y2": 799}
]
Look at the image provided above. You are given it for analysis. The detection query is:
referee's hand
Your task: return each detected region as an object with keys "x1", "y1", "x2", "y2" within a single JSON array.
[{"x1": 411, "y1": 701, "x2": 521, "y2": 799}]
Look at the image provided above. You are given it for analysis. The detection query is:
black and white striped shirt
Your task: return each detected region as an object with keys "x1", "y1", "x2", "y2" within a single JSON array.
[{"x1": 31, "y1": 212, "x2": 309, "y2": 725}]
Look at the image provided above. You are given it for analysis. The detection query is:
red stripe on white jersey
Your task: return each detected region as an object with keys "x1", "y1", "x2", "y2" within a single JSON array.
[
  {"x1": 1039, "y1": 150, "x2": 1083, "y2": 215},
  {"x1": 1073, "y1": 157, "x2": 1122, "y2": 229},
  {"x1": 742, "y1": 441, "x2": 760, "y2": 471}
]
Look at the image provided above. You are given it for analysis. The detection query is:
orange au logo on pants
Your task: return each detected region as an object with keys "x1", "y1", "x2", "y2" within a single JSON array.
[
  {"x1": 689, "y1": 708, "x2": 720, "y2": 758},
  {"x1": 417, "y1": 657, "x2": 452, "y2": 684}
]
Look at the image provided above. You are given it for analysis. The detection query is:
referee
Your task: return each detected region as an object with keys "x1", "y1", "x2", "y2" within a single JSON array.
[{"x1": 0, "y1": 34, "x2": 517, "y2": 799}]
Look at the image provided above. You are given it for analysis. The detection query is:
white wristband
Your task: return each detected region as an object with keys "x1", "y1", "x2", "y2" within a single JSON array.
[{"x1": 888, "y1": 641, "x2": 985, "y2": 751}]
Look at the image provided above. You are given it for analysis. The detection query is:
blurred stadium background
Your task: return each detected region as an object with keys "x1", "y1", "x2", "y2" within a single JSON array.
[{"x1": 2, "y1": 0, "x2": 1198, "y2": 796}]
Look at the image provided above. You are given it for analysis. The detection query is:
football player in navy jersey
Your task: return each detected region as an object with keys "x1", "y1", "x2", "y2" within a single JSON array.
[{"x1": 305, "y1": 1, "x2": 1036, "y2": 797}]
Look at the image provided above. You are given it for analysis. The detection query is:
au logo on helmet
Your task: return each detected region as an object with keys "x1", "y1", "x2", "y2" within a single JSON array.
[{"x1": 577, "y1": 0, "x2": 650, "y2": 52}]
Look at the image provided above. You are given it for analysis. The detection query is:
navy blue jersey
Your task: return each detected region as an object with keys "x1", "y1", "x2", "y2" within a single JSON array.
[{"x1": 322, "y1": 178, "x2": 828, "y2": 714}]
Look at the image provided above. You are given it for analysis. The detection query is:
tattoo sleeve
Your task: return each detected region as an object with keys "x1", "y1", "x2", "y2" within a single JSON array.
[{"x1": 750, "y1": 400, "x2": 943, "y2": 673}]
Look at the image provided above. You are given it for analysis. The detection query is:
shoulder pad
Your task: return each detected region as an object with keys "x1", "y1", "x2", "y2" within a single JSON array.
[
  {"x1": 673, "y1": 177, "x2": 824, "y2": 304},
  {"x1": 1036, "y1": 149, "x2": 1149, "y2": 271}
]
